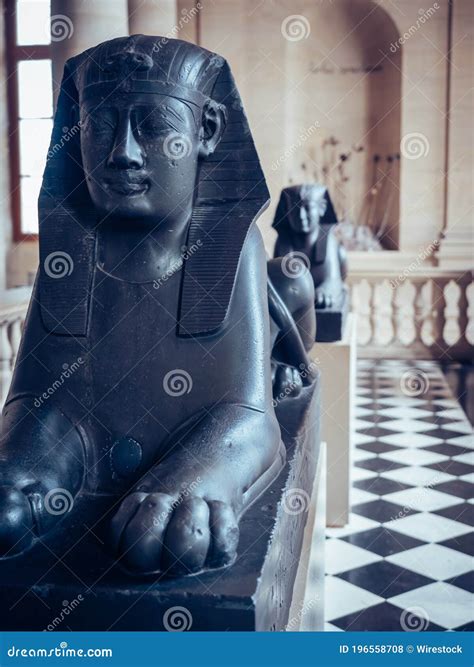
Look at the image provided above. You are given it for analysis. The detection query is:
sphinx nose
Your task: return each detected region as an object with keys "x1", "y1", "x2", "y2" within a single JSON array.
[{"x1": 107, "y1": 117, "x2": 144, "y2": 170}]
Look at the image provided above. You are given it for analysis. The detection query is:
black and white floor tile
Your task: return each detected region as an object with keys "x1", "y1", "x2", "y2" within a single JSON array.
[{"x1": 325, "y1": 359, "x2": 473, "y2": 632}]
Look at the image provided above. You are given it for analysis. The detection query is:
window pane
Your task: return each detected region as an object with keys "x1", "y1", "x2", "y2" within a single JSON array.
[
  {"x1": 19, "y1": 118, "x2": 52, "y2": 176},
  {"x1": 16, "y1": 0, "x2": 51, "y2": 45},
  {"x1": 18, "y1": 60, "x2": 53, "y2": 118},
  {"x1": 20, "y1": 176, "x2": 42, "y2": 234}
]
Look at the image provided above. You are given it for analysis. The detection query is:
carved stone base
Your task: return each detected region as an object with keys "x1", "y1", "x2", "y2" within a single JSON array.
[
  {"x1": 0, "y1": 378, "x2": 321, "y2": 632},
  {"x1": 311, "y1": 314, "x2": 356, "y2": 527},
  {"x1": 315, "y1": 288, "x2": 349, "y2": 342}
]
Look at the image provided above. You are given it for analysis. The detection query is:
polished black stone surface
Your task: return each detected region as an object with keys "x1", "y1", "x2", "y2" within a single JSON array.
[
  {"x1": 337, "y1": 560, "x2": 435, "y2": 598},
  {"x1": 331, "y1": 602, "x2": 444, "y2": 632},
  {"x1": 0, "y1": 35, "x2": 319, "y2": 591},
  {"x1": 341, "y1": 527, "x2": 425, "y2": 557},
  {"x1": 314, "y1": 288, "x2": 349, "y2": 343},
  {"x1": 0, "y1": 380, "x2": 321, "y2": 631}
]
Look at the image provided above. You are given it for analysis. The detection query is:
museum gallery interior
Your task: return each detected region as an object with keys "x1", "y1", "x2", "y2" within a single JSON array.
[{"x1": 0, "y1": 0, "x2": 472, "y2": 633}]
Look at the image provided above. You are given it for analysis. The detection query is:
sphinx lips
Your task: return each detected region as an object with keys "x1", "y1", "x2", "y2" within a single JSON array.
[{"x1": 104, "y1": 179, "x2": 149, "y2": 196}]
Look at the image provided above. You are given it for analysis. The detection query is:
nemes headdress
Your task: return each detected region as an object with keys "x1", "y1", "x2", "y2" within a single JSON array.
[
  {"x1": 39, "y1": 35, "x2": 269, "y2": 337},
  {"x1": 272, "y1": 183, "x2": 337, "y2": 235}
]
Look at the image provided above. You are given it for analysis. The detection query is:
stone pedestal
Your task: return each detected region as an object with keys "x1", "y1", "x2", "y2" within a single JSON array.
[
  {"x1": 310, "y1": 314, "x2": 356, "y2": 527},
  {"x1": 314, "y1": 289, "x2": 349, "y2": 343},
  {"x1": 0, "y1": 380, "x2": 323, "y2": 631},
  {"x1": 287, "y1": 442, "x2": 326, "y2": 631}
]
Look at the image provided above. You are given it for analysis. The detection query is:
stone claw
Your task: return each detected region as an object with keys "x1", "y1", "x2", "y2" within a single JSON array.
[
  {"x1": 0, "y1": 486, "x2": 35, "y2": 557},
  {"x1": 273, "y1": 364, "x2": 303, "y2": 403},
  {"x1": 315, "y1": 289, "x2": 332, "y2": 309}
]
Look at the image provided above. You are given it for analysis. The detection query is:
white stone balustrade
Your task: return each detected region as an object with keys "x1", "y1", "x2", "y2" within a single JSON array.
[
  {"x1": 0, "y1": 294, "x2": 30, "y2": 408},
  {"x1": 347, "y1": 254, "x2": 474, "y2": 360}
]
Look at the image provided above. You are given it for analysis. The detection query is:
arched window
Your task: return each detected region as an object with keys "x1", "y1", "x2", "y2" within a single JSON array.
[{"x1": 4, "y1": 0, "x2": 53, "y2": 240}]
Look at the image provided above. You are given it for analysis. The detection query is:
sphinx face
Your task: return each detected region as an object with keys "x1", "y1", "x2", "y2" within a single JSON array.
[
  {"x1": 287, "y1": 194, "x2": 327, "y2": 235},
  {"x1": 80, "y1": 93, "x2": 200, "y2": 224}
]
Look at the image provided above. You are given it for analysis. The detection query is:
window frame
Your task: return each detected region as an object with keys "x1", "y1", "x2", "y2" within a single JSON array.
[{"x1": 5, "y1": 0, "x2": 52, "y2": 241}]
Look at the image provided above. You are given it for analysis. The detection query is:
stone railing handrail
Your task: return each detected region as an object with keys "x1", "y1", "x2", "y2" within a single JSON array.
[{"x1": 346, "y1": 261, "x2": 473, "y2": 360}]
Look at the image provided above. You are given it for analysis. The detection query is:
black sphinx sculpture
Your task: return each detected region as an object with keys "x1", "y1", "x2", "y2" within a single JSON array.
[
  {"x1": 0, "y1": 36, "x2": 317, "y2": 588},
  {"x1": 273, "y1": 184, "x2": 348, "y2": 342}
]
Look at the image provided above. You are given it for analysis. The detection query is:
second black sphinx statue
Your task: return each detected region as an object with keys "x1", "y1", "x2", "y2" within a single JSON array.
[
  {"x1": 273, "y1": 184, "x2": 349, "y2": 342},
  {"x1": 0, "y1": 36, "x2": 316, "y2": 580}
]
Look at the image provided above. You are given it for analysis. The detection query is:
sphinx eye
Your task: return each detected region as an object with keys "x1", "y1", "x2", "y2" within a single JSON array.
[
  {"x1": 132, "y1": 109, "x2": 167, "y2": 137},
  {"x1": 83, "y1": 109, "x2": 116, "y2": 134}
]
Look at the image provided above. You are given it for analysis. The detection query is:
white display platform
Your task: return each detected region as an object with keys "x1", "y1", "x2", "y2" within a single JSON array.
[
  {"x1": 310, "y1": 314, "x2": 357, "y2": 527},
  {"x1": 287, "y1": 442, "x2": 326, "y2": 631}
]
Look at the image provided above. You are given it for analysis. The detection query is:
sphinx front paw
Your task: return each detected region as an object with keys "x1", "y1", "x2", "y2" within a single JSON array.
[
  {"x1": 273, "y1": 363, "x2": 303, "y2": 404},
  {"x1": 0, "y1": 486, "x2": 35, "y2": 557},
  {"x1": 110, "y1": 492, "x2": 239, "y2": 576}
]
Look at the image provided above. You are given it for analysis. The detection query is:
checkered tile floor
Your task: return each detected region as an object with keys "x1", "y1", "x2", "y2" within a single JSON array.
[{"x1": 325, "y1": 359, "x2": 473, "y2": 632}]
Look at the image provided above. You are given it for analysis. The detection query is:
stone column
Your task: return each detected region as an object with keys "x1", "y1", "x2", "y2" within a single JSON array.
[
  {"x1": 50, "y1": 0, "x2": 129, "y2": 103},
  {"x1": 437, "y1": 0, "x2": 474, "y2": 269},
  {"x1": 128, "y1": 0, "x2": 178, "y2": 37}
]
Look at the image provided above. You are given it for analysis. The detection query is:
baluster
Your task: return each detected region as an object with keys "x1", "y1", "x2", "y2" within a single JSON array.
[
  {"x1": 353, "y1": 279, "x2": 372, "y2": 346},
  {"x1": 465, "y1": 281, "x2": 474, "y2": 345},
  {"x1": 457, "y1": 276, "x2": 469, "y2": 350},
  {"x1": 0, "y1": 320, "x2": 14, "y2": 408},
  {"x1": 368, "y1": 280, "x2": 376, "y2": 345},
  {"x1": 388, "y1": 278, "x2": 396, "y2": 345},
  {"x1": 392, "y1": 284, "x2": 404, "y2": 345},
  {"x1": 371, "y1": 282, "x2": 380, "y2": 344},
  {"x1": 381, "y1": 279, "x2": 395, "y2": 344},
  {"x1": 421, "y1": 280, "x2": 436, "y2": 346},
  {"x1": 413, "y1": 281, "x2": 425, "y2": 345},
  {"x1": 443, "y1": 279, "x2": 461, "y2": 347},
  {"x1": 432, "y1": 278, "x2": 447, "y2": 351},
  {"x1": 8, "y1": 317, "x2": 23, "y2": 368},
  {"x1": 406, "y1": 281, "x2": 417, "y2": 346}
]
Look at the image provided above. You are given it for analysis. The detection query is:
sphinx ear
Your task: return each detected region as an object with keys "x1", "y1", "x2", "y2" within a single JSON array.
[{"x1": 199, "y1": 99, "x2": 227, "y2": 158}]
